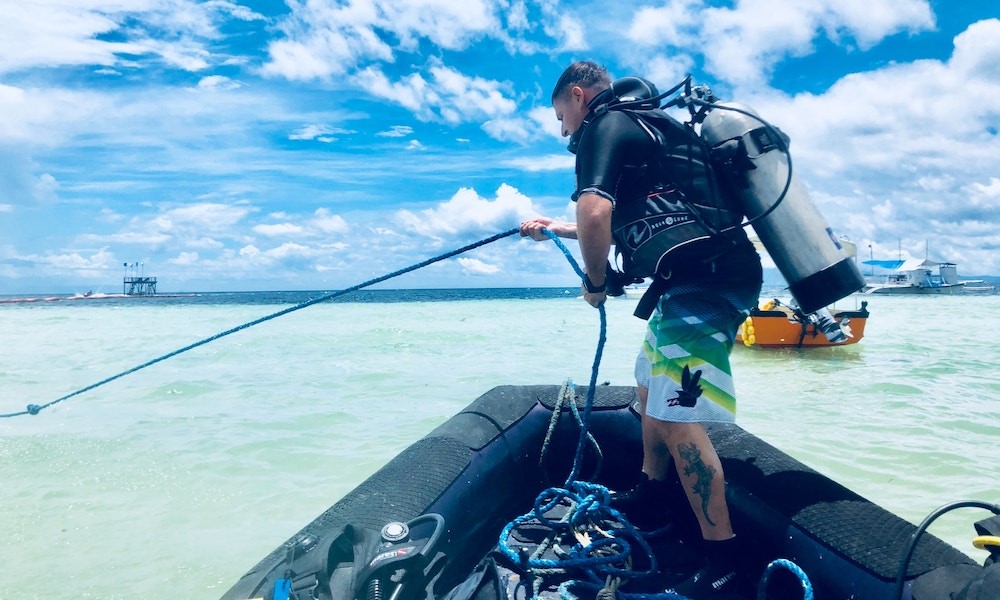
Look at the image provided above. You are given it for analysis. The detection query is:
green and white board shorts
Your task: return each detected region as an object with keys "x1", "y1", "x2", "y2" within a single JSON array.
[{"x1": 635, "y1": 280, "x2": 759, "y2": 424}]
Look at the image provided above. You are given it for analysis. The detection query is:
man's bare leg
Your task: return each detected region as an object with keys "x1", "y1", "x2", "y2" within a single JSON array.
[{"x1": 643, "y1": 407, "x2": 733, "y2": 540}]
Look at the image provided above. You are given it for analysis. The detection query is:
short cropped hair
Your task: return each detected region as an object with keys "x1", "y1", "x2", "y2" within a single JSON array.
[{"x1": 551, "y1": 61, "x2": 612, "y2": 103}]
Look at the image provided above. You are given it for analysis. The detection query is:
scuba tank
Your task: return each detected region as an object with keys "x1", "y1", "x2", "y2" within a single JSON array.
[{"x1": 698, "y1": 102, "x2": 865, "y2": 313}]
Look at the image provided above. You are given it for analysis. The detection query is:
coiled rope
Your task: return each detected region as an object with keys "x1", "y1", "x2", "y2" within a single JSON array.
[
  {"x1": 1, "y1": 227, "x2": 520, "y2": 418},
  {"x1": 498, "y1": 230, "x2": 669, "y2": 599}
]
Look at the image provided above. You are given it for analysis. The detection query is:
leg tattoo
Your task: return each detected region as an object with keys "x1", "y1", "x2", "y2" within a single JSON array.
[{"x1": 678, "y1": 442, "x2": 717, "y2": 527}]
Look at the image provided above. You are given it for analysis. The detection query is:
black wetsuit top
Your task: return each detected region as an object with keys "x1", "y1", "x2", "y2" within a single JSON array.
[{"x1": 573, "y1": 109, "x2": 655, "y2": 209}]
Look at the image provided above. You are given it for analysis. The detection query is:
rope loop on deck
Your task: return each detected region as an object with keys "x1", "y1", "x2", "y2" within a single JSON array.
[
  {"x1": 1, "y1": 228, "x2": 521, "y2": 418},
  {"x1": 756, "y1": 559, "x2": 813, "y2": 600},
  {"x1": 497, "y1": 478, "x2": 660, "y2": 596}
]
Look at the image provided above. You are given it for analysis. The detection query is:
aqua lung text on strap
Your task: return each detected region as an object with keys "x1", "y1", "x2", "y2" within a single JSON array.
[{"x1": 590, "y1": 75, "x2": 866, "y2": 314}]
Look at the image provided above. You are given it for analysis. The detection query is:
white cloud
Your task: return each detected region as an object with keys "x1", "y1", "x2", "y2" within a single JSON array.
[
  {"x1": 630, "y1": 54, "x2": 697, "y2": 91},
  {"x1": 375, "y1": 0, "x2": 497, "y2": 50},
  {"x1": 169, "y1": 251, "x2": 200, "y2": 266},
  {"x1": 950, "y1": 18, "x2": 1000, "y2": 79},
  {"x1": 617, "y1": 0, "x2": 937, "y2": 87},
  {"x1": 763, "y1": 21, "x2": 1000, "y2": 181},
  {"x1": 527, "y1": 105, "x2": 563, "y2": 140},
  {"x1": 97, "y1": 208, "x2": 124, "y2": 223},
  {"x1": 626, "y1": 0, "x2": 702, "y2": 47},
  {"x1": 262, "y1": 2, "x2": 479, "y2": 81},
  {"x1": 197, "y1": 75, "x2": 240, "y2": 90},
  {"x1": 153, "y1": 203, "x2": 250, "y2": 232},
  {"x1": 0, "y1": 1, "x2": 266, "y2": 75},
  {"x1": 0, "y1": 4, "x2": 134, "y2": 73},
  {"x1": 311, "y1": 209, "x2": 349, "y2": 234},
  {"x1": 82, "y1": 231, "x2": 173, "y2": 245},
  {"x1": 254, "y1": 223, "x2": 304, "y2": 237},
  {"x1": 20, "y1": 246, "x2": 118, "y2": 273},
  {"x1": 262, "y1": 0, "x2": 498, "y2": 81},
  {"x1": 377, "y1": 125, "x2": 414, "y2": 137},
  {"x1": 187, "y1": 237, "x2": 225, "y2": 250},
  {"x1": 457, "y1": 257, "x2": 501, "y2": 275},
  {"x1": 701, "y1": 3, "x2": 833, "y2": 86},
  {"x1": 0, "y1": 77, "x2": 334, "y2": 188},
  {"x1": 0, "y1": 84, "x2": 111, "y2": 146},
  {"x1": 503, "y1": 154, "x2": 574, "y2": 172},
  {"x1": 289, "y1": 124, "x2": 352, "y2": 142},
  {"x1": 483, "y1": 117, "x2": 534, "y2": 143},
  {"x1": 396, "y1": 183, "x2": 539, "y2": 238},
  {"x1": 156, "y1": 39, "x2": 211, "y2": 71},
  {"x1": 33, "y1": 173, "x2": 60, "y2": 203},
  {"x1": 265, "y1": 242, "x2": 312, "y2": 259},
  {"x1": 357, "y1": 63, "x2": 517, "y2": 126},
  {"x1": 545, "y1": 14, "x2": 587, "y2": 52},
  {"x1": 245, "y1": 209, "x2": 350, "y2": 240},
  {"x1": 969, "y1": 177, "x2": 1000, "y2": 200},
  {"x1": 505, "y1": 0, "x2": 530, "y2": 30},
  {"x1": 239, "y1": 244, "x2": 260, "y2": 258},
  {"x1": 430, "y1": 64, "x2": 517, "y2": 121},
  {"x1": 820, "y1": 0, "x2": 935, "y2": 49}
]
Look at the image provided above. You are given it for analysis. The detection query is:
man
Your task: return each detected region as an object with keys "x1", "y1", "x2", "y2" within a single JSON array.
[{"x1": 520, "y1": 60, "x2": 762, "y2": 598}]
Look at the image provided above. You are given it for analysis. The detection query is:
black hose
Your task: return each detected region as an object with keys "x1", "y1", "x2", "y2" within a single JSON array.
[
  {"x1": 893, "y1": 500, "x2": 1000, "y2": 600},
  {"x1": 683, "y1": 98, "x2": 795, "y2": 236}
]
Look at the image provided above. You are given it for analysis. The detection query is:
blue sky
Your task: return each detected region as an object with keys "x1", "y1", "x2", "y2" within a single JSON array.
[{"x1": 1, "y1": 0, "x2": 998, "y2": 293}]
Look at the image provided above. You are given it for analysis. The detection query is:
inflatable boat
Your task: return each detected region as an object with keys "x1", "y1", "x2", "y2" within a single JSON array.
[{"x1": 219, "y1": 385, "x2": 999, "y2": 600}]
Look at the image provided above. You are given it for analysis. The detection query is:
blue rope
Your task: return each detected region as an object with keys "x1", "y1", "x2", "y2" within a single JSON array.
[
  {"x1": 538, "y1": 229, "x2": 607, "y2": 486},
  {"x1": 756, "y1": 558, "x2": 813, "y2": 600},
  {"x1": 1, "y1": 227, "x2": 521, "y2": 418},
  {"x1": 538, "y1": 380, "x2": 605, "y2": 484},
  {"x1": 497, "y1": 481, "x2": 657, "y2": 575},
  {"x1": 497, "y1": 230, "x2": 670, "y2": 600}
]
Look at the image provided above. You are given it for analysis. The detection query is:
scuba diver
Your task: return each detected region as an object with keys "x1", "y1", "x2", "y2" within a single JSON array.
[{"x1": 520, "y1": 60, "x2": 763, "y2": 598}]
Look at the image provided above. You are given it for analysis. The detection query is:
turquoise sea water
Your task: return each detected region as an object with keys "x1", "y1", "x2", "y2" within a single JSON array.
[{"x1": 2, "y1": 288, "x2": 998, "y2": 599}]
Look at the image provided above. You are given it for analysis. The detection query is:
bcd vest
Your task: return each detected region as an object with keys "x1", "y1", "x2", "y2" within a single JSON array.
[{"x1": 579, "y1": 78, "x2": 746, "y2": 279}]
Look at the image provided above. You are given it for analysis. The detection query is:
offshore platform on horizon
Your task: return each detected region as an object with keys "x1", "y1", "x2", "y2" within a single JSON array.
[{"x1": 123, "y1": 262, "x2": 156, "y2": 296}]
